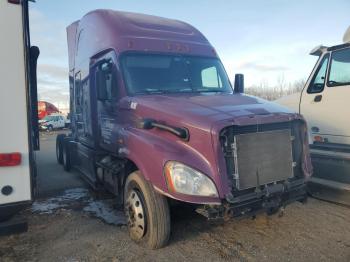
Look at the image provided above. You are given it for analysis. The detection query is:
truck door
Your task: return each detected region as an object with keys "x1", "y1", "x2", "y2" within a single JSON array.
[
  {"x1": 52, "y1": 116, "x2": 59, "y2": 128},
  {"x1": 60, "y1": 116, "x2": 66, "y2": 128},
  {"x1": 56, "y1": 116, "x2": 64, "y2": 128},
  {"x1": 74, "y1": 71, "x2": 95, "y2": 146},
  {"x1": 300, "y1": 47, "x2": 350, "y2": 145},
  {"x1": 93, "y1": 53, "x2": 119, "y2": 152}
]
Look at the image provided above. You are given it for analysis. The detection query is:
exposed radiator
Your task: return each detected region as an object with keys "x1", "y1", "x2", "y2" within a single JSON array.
[
  {"x1": 220, "y1": 120, "x2": 305, "y2": 190},
  {"x1": 233, "y1": 129, "x2": 294, "y2": 190}
]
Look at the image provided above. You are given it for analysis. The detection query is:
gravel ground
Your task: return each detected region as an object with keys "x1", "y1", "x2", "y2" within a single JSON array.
[{"x1": 1, "y1": 195, "x2": 350, "y2": 262}]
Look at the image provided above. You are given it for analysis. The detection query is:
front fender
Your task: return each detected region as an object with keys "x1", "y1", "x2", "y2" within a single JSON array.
[{"x1": 121, "y1": 127, "x2": 222, "y2": 204}]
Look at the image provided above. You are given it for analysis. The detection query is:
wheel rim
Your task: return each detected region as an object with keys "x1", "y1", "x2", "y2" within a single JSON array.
[{"x1": 125, "y1": 189, "x2": 146, "y2": 240}]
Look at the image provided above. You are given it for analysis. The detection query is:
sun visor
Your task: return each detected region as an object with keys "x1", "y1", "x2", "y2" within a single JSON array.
[{"x1": 309, "y1": 45, "x2": 328, "y2": 56}]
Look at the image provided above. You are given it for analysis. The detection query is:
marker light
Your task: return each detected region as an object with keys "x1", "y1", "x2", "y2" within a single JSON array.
[{"x1": 0, "y1": 153, "x2": 22, "y2": 167}]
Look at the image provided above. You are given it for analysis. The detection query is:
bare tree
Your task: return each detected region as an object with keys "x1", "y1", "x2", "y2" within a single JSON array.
[{"x1": 245, "y1": 78, "x2": 306, "y2": 101}]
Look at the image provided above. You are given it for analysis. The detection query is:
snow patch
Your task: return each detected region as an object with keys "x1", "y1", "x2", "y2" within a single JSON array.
[
  {"x1": 83, "y1": 200, "x2": 126, "y2": 225},
  {"x1": 31, "y1": 202, "x2": 63, "y2": 214},
  {"x1": 32, "y1": 188, "x2": 89, "y2": 214},
  {"x1": 31, "y1": 188, "x2": 126, "y2": 225}
]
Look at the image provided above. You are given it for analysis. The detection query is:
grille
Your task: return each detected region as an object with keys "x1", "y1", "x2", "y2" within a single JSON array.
[
  {"x1": 234, "y1": 129, "x2": 293, "y2": 190},
  {"x1": 220, "y1": 121, "x2": 304, "y2": 191}
]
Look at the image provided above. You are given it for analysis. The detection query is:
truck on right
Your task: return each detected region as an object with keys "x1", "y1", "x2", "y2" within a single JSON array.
[{"x1": 276, "y1": 26, "x2": 350, "y2": 204}]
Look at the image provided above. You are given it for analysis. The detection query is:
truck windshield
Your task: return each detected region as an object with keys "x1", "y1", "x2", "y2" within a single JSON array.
[
  {"x1": 121, "y1": 54, "x2": 232, "y2": 95},
  {"x1": 43, "y1": 116, "x2": 55, "y2": 121},
  {"x1": 328, "y1": 48, "x2": 350, "y2": 87}
]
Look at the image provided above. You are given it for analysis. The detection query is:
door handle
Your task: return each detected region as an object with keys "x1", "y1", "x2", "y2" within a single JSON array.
[{"x1": 314, "y1": 95, "x2": 322, "y2": 102}]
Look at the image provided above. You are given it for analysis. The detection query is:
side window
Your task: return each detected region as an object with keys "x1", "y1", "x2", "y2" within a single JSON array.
[
  {"x1": 307, "y1": 54, "x2": 329, "y2": 93},
  {"x1": 105, "y1": 69, "x2": 117, "y2": 99},
  {"x1": 96, "y1": 61, "x2": 118, "y2": 100},
  {"x1": 328, "y1": 48, "x2": 350, "y2": 87},
  {"x1": 201, "y1": 66, "x2": 222, "y2": 88}
]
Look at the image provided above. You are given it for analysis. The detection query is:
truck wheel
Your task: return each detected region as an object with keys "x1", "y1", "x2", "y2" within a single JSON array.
[
  {"x1": 56, "y1": 134, "x2": 66, "y2": 165},
  {"x1": 47, "y1": 125, "x2": 53, "y2": 132},
  {"x1": 62, "y1": 141, "x2": 71, "y2": 172},
  {"x1": 124, "y1": 171, "x2": 170, "y2": 249}
]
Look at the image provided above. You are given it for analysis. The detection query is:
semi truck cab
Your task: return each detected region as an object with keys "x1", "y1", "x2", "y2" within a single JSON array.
[
  {"x1": 276, "y1": 26, "x2": 350, "y2": 197},
  {"x1": 58, "y1": 9, "x2": 312, "y2": 249},
  {"x1": 301, "y1": 39, "x2": 350, "y2": 146}
]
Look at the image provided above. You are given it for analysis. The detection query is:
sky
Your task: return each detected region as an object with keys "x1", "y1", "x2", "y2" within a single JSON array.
[{"x1": 29, "y1": 0, "x2": 350, "y2": 108}]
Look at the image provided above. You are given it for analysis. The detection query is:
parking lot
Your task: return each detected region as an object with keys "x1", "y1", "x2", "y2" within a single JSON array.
[{"x1": 1, "y1": 132, "x2": 350, "y2": 262}]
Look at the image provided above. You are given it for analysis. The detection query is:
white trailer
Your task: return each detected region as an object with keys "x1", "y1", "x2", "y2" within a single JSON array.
[{"x1": 0, "y1": 0, "x2": 39, "y2": 228}]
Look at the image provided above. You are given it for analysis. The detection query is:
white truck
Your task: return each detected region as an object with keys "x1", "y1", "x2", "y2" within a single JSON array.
[
  {"x1": 0, "y1": 0, "x2": 39, "y2": 232},
  {"x1": 39, "y1": 113, "x2": 66, "y2": 131},
  {"x1": 276, "y1": 26, "x2": 350, "y2": 202}
]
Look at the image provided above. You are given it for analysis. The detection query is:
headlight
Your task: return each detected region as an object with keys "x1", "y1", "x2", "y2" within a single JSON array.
[{"x1": 164, "y1": 161, "x2": 218, "y2": 197}]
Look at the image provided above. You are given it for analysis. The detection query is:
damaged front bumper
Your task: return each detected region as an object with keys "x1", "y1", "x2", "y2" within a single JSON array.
[{"x1": 196, "y1": 178, "x2": 307, "y2": 220}]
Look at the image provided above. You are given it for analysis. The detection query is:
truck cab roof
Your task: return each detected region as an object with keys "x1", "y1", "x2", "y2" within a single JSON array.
[
  {"x1": 310, "y1": 26, "x2": 350, "y2": 56},
  {"x1": 67, "y1": 10, "x2": 216, "y2": 71}
]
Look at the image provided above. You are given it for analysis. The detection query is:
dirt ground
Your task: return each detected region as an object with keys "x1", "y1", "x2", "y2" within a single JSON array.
[
  {"x1": 1, "y1": 131, "x2": 350, "y2": 262},
  {"x1": 1, "y1": 196, "x2": 350, "y2": 262}
]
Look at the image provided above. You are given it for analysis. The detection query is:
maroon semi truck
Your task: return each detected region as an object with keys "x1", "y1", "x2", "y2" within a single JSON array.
[{"x1": 56, "y1": 10, "x2": 312, "y2": 248}]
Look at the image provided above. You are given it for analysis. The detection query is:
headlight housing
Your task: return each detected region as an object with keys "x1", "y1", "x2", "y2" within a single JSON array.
[{"x1": 164, "y1": 161, "x2": 218, "y2": 197}]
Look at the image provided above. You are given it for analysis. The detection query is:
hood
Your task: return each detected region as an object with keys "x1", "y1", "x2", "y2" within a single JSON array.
[
  {"x1": 274, "y1": 93, "x2": 301, "y2": 113},
  {"x1": 129, "y1": 93, "x2": 295, "y2": 129}
]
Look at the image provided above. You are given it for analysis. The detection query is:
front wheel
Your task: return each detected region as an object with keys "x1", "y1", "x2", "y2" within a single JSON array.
[{"x1": 124, "y1": 171, "x2": 170, "y2": 249}]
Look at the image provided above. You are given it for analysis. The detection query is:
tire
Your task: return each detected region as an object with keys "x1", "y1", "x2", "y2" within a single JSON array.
[
  {"x1": 62, "y1": 141, "x2": 71, "y2": 172},
  {"x1": 47, "y1": 125, "x2": 53, "y2": 132},
  {"x1": 56, "y1": 134, "x2": 66, "y2": 165},
  {"x1": 124, "y1": 171, "x2": 170, "y2": 249}
]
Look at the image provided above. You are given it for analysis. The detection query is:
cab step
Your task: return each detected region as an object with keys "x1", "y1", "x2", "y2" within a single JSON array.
[{"x1": 308, "y1": 177, "x2": 350, "y2": 207}]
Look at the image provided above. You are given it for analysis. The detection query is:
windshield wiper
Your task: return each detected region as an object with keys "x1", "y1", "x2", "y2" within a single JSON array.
[
  {"x1": 192, "y1": 88, "x2": 226, "y2": 93},
  {"x1": 328, "y1": 80, "x2": 350, "y2": 86},
  {"x1": 162, "y1": 88, "x2": 226, "y2": 94},
  {"x1": 134, "y1": 88, "x2": 226, "y2": 95},
  {"x1": 328, "y1": 80, "x2": 340, "y2": 85},
  {"x1": 134, "y1": 88, "x2": 194, "y2": 95},
  {"x1": 162, "y1": 88, "x2": 193, "y2": 93},
  {"x1": 134, "y1": 88, "x2": 165, "y2": 95}
]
